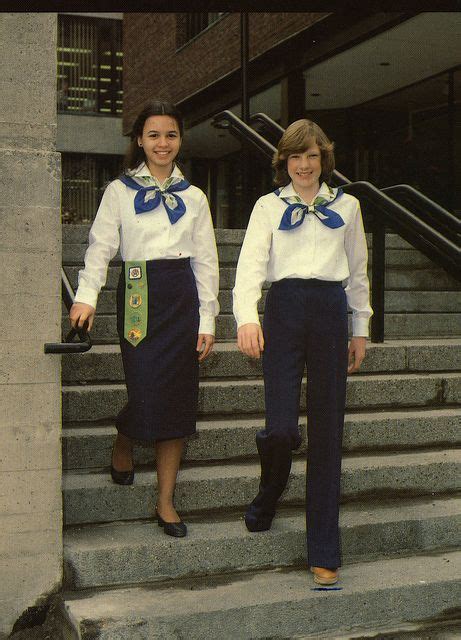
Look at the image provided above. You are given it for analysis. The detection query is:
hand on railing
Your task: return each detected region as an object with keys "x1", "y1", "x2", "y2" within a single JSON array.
[{"x1": 69, "y1": 302, "x2": 96, "y2": 333}]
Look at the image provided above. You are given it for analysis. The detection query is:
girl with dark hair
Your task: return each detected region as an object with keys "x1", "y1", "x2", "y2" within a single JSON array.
[
  {"x1": 70, "y1": 100, "x2": 219, "y2": 537},
  {"x1": 233, "y1": 119, "x2": 372, "y2": 583}
]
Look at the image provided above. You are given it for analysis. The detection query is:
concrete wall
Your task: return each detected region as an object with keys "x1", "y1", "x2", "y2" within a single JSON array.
[
  {"x1": 0, "y1": 13, "x2": 62, "y2": 637},
  {"x1": 57, "y1": 113, "x2": 127, "y2": 155}
]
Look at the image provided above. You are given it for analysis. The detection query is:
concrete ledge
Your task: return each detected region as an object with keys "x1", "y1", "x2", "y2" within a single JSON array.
[
  {"x1": 59, "y1": 550, "x2": 461, "y2": 640},
  {"x1": 61, "y1": 341, "x2": 461, "y2": 385},
  {"x1": 61, "y1": 407, "x2": 461, "y2": 469},
  {"x1": 62, "y1": 373, "x2": 458, "y2": 423},
  {"x1": 63, "y1": 495, "x2": 461, "y2": 589},
  {"x1": 62, "y1": 449, "x2": 460, "y2": 524}
]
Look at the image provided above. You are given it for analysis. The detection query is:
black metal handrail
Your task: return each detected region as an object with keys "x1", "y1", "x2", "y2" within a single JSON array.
[
  {"x1": 212, "y1": 109, "x2": 461, "y2": 343},
  {"x1": 382, "y1": 184, "x2": 461, "y2": 241},
  {"x1": 44, "y1": 267, "x2": 92, "y2": 354},
  {"x1": 213, "y1": 110, "x2": 276, "y2": 160}
]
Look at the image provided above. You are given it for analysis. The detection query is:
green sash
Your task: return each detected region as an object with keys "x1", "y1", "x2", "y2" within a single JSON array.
[{"x1": 124, "y1": 261, "x2": 148, "y2": 346}]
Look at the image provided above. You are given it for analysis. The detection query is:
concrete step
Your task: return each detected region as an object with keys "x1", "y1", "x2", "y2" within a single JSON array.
[
  {"x1": 62, "y1": 407, "x2": 461, "y2": 470},
  {"x1": 57, "y1": 549, "x2": 461, "y2": 640},
  {"x1": 62, "y1": 448, "x2": 460, "y2": 525},
  {"x1": 62, "y1": 371, "x2": 461, "y2": 423},
  {"x1": 63, "y1": 264, "x2": 461, "y2": 292},
  {"x1": 63, "y1": 243, "x2": 438, "y2": 268},
  {"x1": 61, "y1": 311, "x2": 461, "y2": 343},
  {"x1": 63, "y1": 225, "x2": 413, "y2": 248},
  {"x1": 65, "y1": 287, "x2": 461, "y2": 315},
  {"x1": 61, "y1": 340, "x2": 461, "y2": 384},
  {"x1": 63, "y1": 495, "x2": 461, "y2": 589}
]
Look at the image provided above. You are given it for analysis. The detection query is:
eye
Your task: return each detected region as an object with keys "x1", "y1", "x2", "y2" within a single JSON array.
[
  {"x1": 289, "y1": 154, "x2": 300, "y2": 159},
  {"x1": 308, "y1": 154, "x2": 320, "y2": 160}
]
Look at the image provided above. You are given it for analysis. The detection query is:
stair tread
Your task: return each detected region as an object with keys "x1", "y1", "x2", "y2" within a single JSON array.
[
  {"x1": 61, "y1": 406, "x2": 461, "y2": 434},
  {"x1": 64, "y1": 494, "x2": 461, "y2": 551},
  {"x1": 63, "y1": 448, "x2": 460, "y2": 487},
  {"x1": 61, "y1": 550, "x2": 461, "y2": 638}
]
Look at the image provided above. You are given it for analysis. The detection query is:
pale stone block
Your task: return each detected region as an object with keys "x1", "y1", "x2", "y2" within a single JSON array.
[
  {"x1": 0, "y1": 292, "x2": 61, "y2": 342},
  {"x1": 0, "y1": 512, "x2": 61, "y2": 556},
  {"x1": 0, "y1": 206, "x2": 61, "y2": 252},
  {"x1": 0, "y1": 81, "x2": 57, "y2": 127},
  {"x1": 0, "y1": 252, "x2": 61, "y2": 297},
  {"x1": 0, "y1": 122, "x2": 56, "y2": 151},
  {"x1": 0, "y1": 340, "x2": 60, "y2": 384},
  {"x1": 0, "y1": 468, "x2": 61, "y2": 516},
  {"x1": 0, "y1": 150, "x2": 60, "y2": 208},
  {"x1": 1, "y1": 383, "x2": 61, "y2": 429},
  {"x1": 0, "y1": 420, "x2": 61, "y2": 471},
  {"x1": 0, "y1": 555, "x2": 61, "y2": 637}
]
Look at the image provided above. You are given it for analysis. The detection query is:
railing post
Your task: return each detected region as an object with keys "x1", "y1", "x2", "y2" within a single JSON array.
[{"x1": 371, "y1": 216, "x2": 385, "y2": 343}]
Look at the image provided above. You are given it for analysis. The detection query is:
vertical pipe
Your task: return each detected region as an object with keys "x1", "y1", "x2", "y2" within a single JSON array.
[
  {"x1": 448, "y1": 69, "x2": 455, "y2": 211},
  {"x1": 240, "y1": 12, "x2": 249, "y2": 123},
  {"x1": 370, "y1": 214, "x2": 385, "y2": 343},
  {"x1": 240, "y1": 12, "x2": 250, "y2": 227}
]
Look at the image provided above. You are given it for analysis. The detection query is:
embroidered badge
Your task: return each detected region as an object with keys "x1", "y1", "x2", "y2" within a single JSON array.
[
  {"x1": 124, "y1": 260, "x2": 148, "y2": 346},
  {"x1": 127, "y1": 328, "x2": 142, "y2": 342},
  {"x1": 128, "y1": 266, "x2": 142, "y2": 280},
  {"x1": 129, "y1": 294, "x2": 142, "y2": 308}
]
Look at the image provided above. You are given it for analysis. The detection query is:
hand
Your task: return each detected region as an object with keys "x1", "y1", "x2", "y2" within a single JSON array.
[
  {"x1": 348, "y1": 336, "x2": 366, "y2": 373},
  {"x1": 69, "y1": 302, "x2": 95, "y2": 332},
  {"x1": 197, "y1": 333, "x2": 215, "y2": 362},
  {"x1": 237, "y1": 323, "x2": 264, "y2": 359}
]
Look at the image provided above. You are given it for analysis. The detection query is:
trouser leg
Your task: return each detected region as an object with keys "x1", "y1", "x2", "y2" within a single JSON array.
[
  {"x1": 245, "y1": 282, "x2": 305, "y2": 532},
  {"x1": 305, "y1": 285, "x2": 348, "y2": 568}
]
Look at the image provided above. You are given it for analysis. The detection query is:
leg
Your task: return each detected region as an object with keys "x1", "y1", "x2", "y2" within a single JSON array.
[
  {"x1": 112, "y1": 431, "x2": 133, "y2": 472},
  {"x1": 155, "y1": 437, "x2": 185, "y2": 523},
  {"x1": 305, "y1": 285, "x2": 348, "y2": 569},
  {"x1": 245, "y1": 281, "x2": 306, "y2": 531}
]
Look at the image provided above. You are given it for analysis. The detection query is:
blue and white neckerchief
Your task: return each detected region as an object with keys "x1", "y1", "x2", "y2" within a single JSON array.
[
  {"x1": 119, "y1": 173, "x2": 190, "y2": 224},
  {"x1": 276, "y1": 185, "x2": 345, "y2": 231}
]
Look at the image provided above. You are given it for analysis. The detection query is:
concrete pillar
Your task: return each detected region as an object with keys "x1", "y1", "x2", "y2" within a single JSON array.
[{"x1": 0, "y1": 13, "x2": 62, "y2": 637}]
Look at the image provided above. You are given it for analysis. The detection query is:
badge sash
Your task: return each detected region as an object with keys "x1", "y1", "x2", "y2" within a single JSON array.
[{"x1": 124, "y1": 261, "x2": 148, "y2": 346}]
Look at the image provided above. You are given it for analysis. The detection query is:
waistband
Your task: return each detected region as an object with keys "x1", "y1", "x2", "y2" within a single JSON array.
[
  {"x1": 272, "y1": 278, "x2": 343, "y2": 288},
  {"x1": 122, "y1": 257, "x2": 191, "y2": 272}
]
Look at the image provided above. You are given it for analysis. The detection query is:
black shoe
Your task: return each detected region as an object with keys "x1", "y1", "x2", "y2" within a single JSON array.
[
  {"x1": 110, "y1": 465, "x2": 134, "y2": 485},
  {"x1": 110, "y1": 443, "x2": 134, "y2": 485},
  {"x1": 156, "y1": 509, "x2": 187, "y2": 538}
]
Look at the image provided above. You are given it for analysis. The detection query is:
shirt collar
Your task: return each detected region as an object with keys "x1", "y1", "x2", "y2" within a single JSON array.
[
  {"x1": 131, "y1": 162, "x2": 184, "y2": 189},
  {"x1": 278, "y1": 181, "x2": 334, "y2": 205}
]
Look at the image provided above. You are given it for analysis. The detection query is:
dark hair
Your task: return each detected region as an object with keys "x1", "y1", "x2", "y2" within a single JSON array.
[
  {"x1": 124, "y1": 100, "x2": 184, "y2": 171},
  {"x1": 272, "y1": 119, "x2": 335, "y2": 186}
]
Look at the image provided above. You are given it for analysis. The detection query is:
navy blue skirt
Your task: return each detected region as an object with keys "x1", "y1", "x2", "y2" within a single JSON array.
[{"x1": 115, "y1": 258, "x2": 200, "y2": 442}]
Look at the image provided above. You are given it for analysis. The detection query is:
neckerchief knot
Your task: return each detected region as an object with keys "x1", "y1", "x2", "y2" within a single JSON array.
[
  {"x1": 119, "y1": 174, "x2": 190, "y2": 224},
  {"x1": 277, "y1": 187, "x2": 345, "y2": 231}
]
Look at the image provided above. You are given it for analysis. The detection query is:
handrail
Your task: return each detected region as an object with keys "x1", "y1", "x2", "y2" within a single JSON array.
[
  {"x1": 249, "y1": 112, "x2": 461, "y2": 242},
  {"x1": 212, "y1": 109, "x2": 461, "y2": 343},
  {"x1": 382, "y1": 184, "x2": 461, "y2": 241},
  {"x1": 44, "y1": 267, "x2": 92, "y2": 354},
  {"x1": 212, "y1": 110, "x2": 276, "y2": 160}
]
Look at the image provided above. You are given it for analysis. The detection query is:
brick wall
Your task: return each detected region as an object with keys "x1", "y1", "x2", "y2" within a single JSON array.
[{"x1": 123, "y1": 12, "x2": 327, "y2": 133}]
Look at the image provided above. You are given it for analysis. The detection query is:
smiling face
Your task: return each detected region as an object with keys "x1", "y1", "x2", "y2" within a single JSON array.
[
  {"x1": 287, "y1": 143, "x2": 322, "y2": 200},
  {"x1": 137, "y1": 115, "x2": 181, "y2": 179}
]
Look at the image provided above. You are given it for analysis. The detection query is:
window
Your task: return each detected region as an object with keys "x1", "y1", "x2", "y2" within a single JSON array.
[
  {"x1": 177, "y1": 13, "x2": 225, "y2": 48},
  {"x1": 61, "y1": 154, "x2": 123, "y2": 223},
  {"x1": 57, "y1": 14, "x2": 123, "y2": 115}
]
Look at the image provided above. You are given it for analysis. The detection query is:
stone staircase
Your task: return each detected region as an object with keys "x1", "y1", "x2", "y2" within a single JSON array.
[{"x1": 56, "y1": 225, "x2": 461, "y2": 639}]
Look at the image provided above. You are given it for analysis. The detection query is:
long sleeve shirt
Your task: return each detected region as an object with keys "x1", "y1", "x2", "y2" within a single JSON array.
[
  {"x1": 75, "y1": 163, "x2": 220, "y2": 335},
  {"x1": 233, "y1": 181, "x2": 373, "y2": 337}
]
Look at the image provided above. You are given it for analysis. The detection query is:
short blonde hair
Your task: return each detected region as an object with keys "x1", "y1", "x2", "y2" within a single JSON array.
[{"x1": 272, "y1": 119, "x2": 335, "y2": 187}]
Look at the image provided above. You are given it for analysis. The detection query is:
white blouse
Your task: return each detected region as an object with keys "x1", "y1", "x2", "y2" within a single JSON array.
[
  {"x1": 233, "y1": 181, "x2": 373, "y2": 337},
  {"x1": 75, "y1": 163, "x2": 220, "y2": 335}
]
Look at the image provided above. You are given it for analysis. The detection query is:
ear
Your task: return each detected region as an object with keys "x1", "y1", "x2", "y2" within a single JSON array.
[{"x1": 137, "y1": 135, "x2": 143, "y2": 148}]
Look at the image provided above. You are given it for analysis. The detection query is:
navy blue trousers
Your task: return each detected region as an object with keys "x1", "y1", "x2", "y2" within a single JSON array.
[{"x1": 260, "y1": 278, "x2": 348, "y2": 568}]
